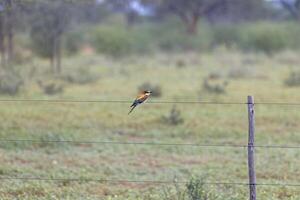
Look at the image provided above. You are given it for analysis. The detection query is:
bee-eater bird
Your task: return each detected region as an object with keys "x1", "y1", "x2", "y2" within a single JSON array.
[{"x1": 128, "y1": 90, "x2": 152, "y2": 115}]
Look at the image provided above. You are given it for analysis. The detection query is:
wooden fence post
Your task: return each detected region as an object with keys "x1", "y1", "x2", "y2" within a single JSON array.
[{"x1": 247, "y1": 96, "x2": 256, "y2": 200}]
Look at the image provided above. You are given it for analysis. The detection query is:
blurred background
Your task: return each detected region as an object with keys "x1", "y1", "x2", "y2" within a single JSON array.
[
  {"x1": 0, "y1": 0, "x2": 300, "y2": 199},
  {"x1": 0, "y1": 0, "x2": 299, "y2": 98}
]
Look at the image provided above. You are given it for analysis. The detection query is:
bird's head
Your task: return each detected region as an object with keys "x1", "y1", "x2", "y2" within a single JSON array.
[{"x1": 144, "y1": 90, "x2": 152, "y2": 95}]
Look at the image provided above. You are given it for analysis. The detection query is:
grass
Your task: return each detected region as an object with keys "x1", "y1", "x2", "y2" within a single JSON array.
[{"x1": 0, "y1": 50, "x2": 300, "y2": 199}]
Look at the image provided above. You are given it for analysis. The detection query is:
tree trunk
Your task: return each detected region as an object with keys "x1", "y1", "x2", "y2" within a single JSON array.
[
  {"x1": 7, "y1": 19, "x2": 13, "y2": 65},
  {"x1": 126, "y1": 10, "x2": 137, "y2": 28},
  {"x1": 5, "y1": 0, "x2": 13, "y2": 65},
  {"x1": 186, "y1": 15, "x2": 199, "y2": 35},
  {"x1": 51, "y1": 37, "x2": 56, "y2": 74},
  {"x1": 0, "y1": 13, "x2": 5, "y2": 67},
  {"x1": 180, "y1": 13, "x2": 199, "y2": 35},
  {"x1": 55, "y1": 35, "x2": 61, "y2": 74},
  {"x1": 50, "y1": 54, "x2": 55, "y2": 74},
  {"x1": 51, "y1": 34, "x2": 62, "y2": 74}
]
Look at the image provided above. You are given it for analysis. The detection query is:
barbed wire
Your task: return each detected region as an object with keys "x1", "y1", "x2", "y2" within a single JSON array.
[
  {"x1": 0, "y1": 98, "x2": 299, "y2": 106},
  {"x1": 1, "y1": 176, "x2": 300, "y2": 187},
  {"x1": 1, "y1": 139, "x2": 299, "y2": 149}
]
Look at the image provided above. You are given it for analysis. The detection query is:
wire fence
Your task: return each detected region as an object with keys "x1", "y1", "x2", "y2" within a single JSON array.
[
  {"x1": 0, "y1": 139, "x2": 300, "y2": 149},
  {"x1": 1, "y1": 98, "x2": 300, "y2": 192},
  {"x1": 1, "y1": 176, "x2": 300, "y2": 187},
  {"x1": 0, "y1": 98, "x2": 300, "y2": 106}
]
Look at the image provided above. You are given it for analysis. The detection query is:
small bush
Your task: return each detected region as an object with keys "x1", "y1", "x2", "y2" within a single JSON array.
[
  {"x1": 176, "y1": 59, "x2": 186, "y2": 68},
  {"x1": 13, "y1": 35, "x2": 33, "y2": 64},
  {"x1": 160, "y1": 177, "x2": 218, "y2": 200},
  {"x1": 37, "y1": 79, "x2": 64, "y2": 95},
  {"x1": 64, "y1": 31, "x2": 85, "y2": 56},
  {"x1": 239, "y1": 23, "x2": 292, "y2": 54},
  {"x1": 90, "y1": 20, "x2": 214, "y2": 55},
  {"x1": 285, "y1": 71, "x2": 300, "y2": 87},
  {"x1": 138, "y1": 82, "x2": 162, "y2": 97},
  {"x1": 38, "y1": 132, "x2": 71, "y2": 148},
  {"x1": 156, "y1": 29, "x2": 211, "y2": 51},
  {"x1": 212, "y1": 24, "x2": 239, "y2": 48},
  {"x1": 13, "y1": 47, "x2": 33, "y2": 65},
  {"x1": 212, "y1": 22, "x2": 300, "y2": 53},
  {"x1": 202, "y1": 78, "x2": 228, "y2": 94},
  {"x1": 92, "y1": 26, "x2": 132, "y2": 57},
  {"x1": 0, "y1": 70, "x2": 23, "y2": 95},
  {"x1": 161, "y1": 106, "x2": 184, "y2": 126},
  {"x1": 88, "y1": 21, "x2": 300, "y2": 55},
  {"x1": 208, "y1": 72, "x2": 222, "y2": 80},
  {"x1": 227, "y1": 67, "x2": 255, "y2": 79},
  {"x1": 60, "y1": 66, "x2": 100, "y2": 85},
  {"x1": 186, "y1": 178, "x2": 215, "y2": 200}
]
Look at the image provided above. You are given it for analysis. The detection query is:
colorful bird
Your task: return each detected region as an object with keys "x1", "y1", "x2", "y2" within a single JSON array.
[{"x1": 128, "y1": 90, "x2": 152, "y2": 115}]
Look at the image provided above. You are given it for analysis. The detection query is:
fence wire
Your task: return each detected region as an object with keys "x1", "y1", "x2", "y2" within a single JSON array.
[
  {"x1": 1, "y1": 98, "x2": 300, "y2": 190},
  {"x1": 0, "y1": 176, "x2": 300, "y2": 187},
  {"x1": 0, "y1": 98, "x2": 300, "y2": 106},
  {"x1": 0, "y1": 139, "x2": 300, "y2": 149}
]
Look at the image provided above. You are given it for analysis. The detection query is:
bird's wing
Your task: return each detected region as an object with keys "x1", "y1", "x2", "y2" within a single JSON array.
[
  {"x1": 136, "y1": 94, "x2": 148, "y2": 103},
  {"x1": 130, "y1": 94, "x2": 147, "y2": 107}
]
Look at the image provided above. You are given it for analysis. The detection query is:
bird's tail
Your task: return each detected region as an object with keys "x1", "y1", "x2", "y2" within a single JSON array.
[{"x1": 128, "y1": 105, "x2": 137, "y2": 115}]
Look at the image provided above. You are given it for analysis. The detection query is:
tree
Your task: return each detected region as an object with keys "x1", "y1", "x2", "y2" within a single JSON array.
[
  {"x1": 103, "y1": 0, "x2": 141, "y2": 26},
  {"x1": 280, "y1": 0, "x2": 300, "y2": 20},
  {"x1": 206, "y1": 0, "x2": 267, "y2": 23},
  {"x1": 0, "y1": 0, "x2": 16, "y2": 67},
  {"x1": 0, "y1": 4, "x2": 4, "y2": 67},
  {"x1": 5, "y1": 0, "x2": 13, "y2": 64},
  {"x1": 29, "y1": 0, "x2": 72, "y2": 74},
  {"x1": 141, "y1": 0, "x2": 267, "y2": 32},
  {"x1": 71, "y1": 1, "x2": 110, "y2": 24},
  {"x1": 153, "y1": 0, "x2": 226, "y2": 34}
]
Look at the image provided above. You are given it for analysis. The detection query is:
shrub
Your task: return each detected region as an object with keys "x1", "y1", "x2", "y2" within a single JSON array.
[
  {"x1": 186, "y1": 178, "x2": 215, "y2": 200},
  {"x1": 202, "y1": 78, "x2": 229, "y2": 94},
  {"x1": 227, "y1": 67, "x2": 255, "y2": 79},
  {"x1": 156, "y1": 27, "x2": 211, "y2": 51},
  {"x1": 137, "y1": 19, "x2": 187, "y2": 51},
  {"x1": 37, "y1": 79, "x2": 64, "y2": 95},
  {"x1": 128, "y1": 25, "x2": 156, "y2": 53},
  {"x1": 39, "y1": 132, "x2": 69, "y2": 147},
  {"x1": 88, "y1": 21, "x2": 300, "y2": 55},
  {"x1": 212, "y1": 24, "x2": 239, "y2": 48},
  {"x1": 138, "y1": 82, "x2": 162, "y2": 97},
  {"x1": 13, "y1": 35, "x2": 33, "y2": 65},
  {"x1": 13, "y1": 47, "x2": 33, "y2": 65},
  {"x1": 0, "y1": 70, "x2": 23, "y2": 95},
  {"x1": 64, "y1": 31, "x2": 85, "y2": 56},
  {"x1": 90, "y1": 19, "x2": 214, "y2": 55},
  {"x1": 176, "y1": 59, "x2": 186, "y2": 68},
  {"x1": 160, "y1": 177, "x2": 218, "y2": 200},
  {"x1": 212, "y1": 22, "x2": 300, "y2": 53},
  {"x1": 92, "y1": 26, "x2": 133, "y2": 57},
  {"x1": 85, "y1": 21, "x2": 300, "y2": 56},
  {"x1": 60, "y1": 66, "x2": 100, "y2": 85},
  {"x1": 30, "y1": 17, "x2": 56, "y2": 60},
  {"x1": 285, "y1": 71, "x2": 300, "y2": 87},
  {"x1": 161, "y1": 106, "x2": 184, "y2": 126},
  {"x1": 208, "y1": 72, "x2": 222, "y2": 80},
  {"x1": 239, "y1": 23, "x2": 292, "y2": 54}
]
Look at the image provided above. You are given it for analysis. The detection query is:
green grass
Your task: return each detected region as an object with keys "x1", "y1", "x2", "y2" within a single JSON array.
[{"x1": 0, "y1": 50, "x2": 300, "y2": 199}]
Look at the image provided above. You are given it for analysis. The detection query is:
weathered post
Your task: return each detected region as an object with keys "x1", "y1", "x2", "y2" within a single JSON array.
[{"x1": 247, "y1": 96, "x2": 256, "y2": 200}]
